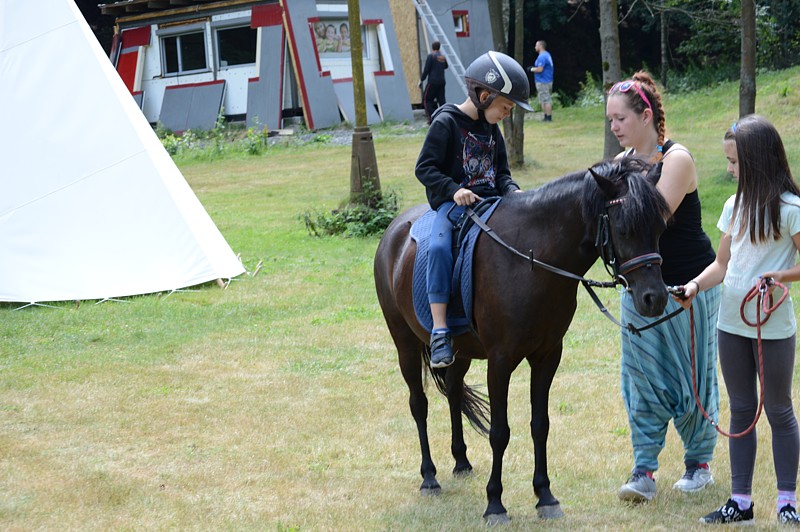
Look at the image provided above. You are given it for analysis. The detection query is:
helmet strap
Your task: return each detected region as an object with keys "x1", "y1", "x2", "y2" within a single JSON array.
[{"x1": 474, "y1": 91, "x2": 497, "y2": 123}]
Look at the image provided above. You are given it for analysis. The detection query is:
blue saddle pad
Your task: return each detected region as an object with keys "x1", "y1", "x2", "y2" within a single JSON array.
[{"x1": 409, "y1": 200, "x2": 501, "y2": 334}]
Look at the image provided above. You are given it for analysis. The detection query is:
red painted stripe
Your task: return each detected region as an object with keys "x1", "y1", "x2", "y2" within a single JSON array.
[
  {"x1": 363, "y1": 19, "x2": 382, "y2": 25},
  {"x1": 280, "y1": 0, "x2": 314, "y2": 130},
  {"x1": 333, "y1": 77, "x2": 353, "y2": 83},
  {"x1": 121, "y1": 26, "x2": 150, "y2": 48},
  {"x1": 374, "y1": 71, "x2": 394, "y2": 77},
  {"x1": 308, "y1": 21, "x2": 322, "y2": 73},
  {"x1": 116, "y1": 50, "x2": 138, "y2": 92},
  {"x1": 165, "y1": 80, "x2": 224, "y2": 90},
  {"x1": 251, "y1": 4, "x2": 283, "y2": 28},
  {"x1": 277, "y1": 24, "x2": 285, "y2": 125}
]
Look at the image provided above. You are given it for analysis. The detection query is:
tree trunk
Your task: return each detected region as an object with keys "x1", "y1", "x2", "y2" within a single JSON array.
[
  {"x1": 487, "y1": 0, "x2": 507, "y2": 54},
  {"x1": 739, "y1": 0, "x2": 756, "y2": 117},
  {"x1": 508, "y1": 0, "x2": 525, "y2": 167},
  {"x1": 347, "y1": 0, "x2": 380, "y2": 203},
  {"x1": 660, "y1": 0, "x2": 668, "y2": 89},
  {"x1": 599, "y1": 0, "x2": 623, "y2": 160}
]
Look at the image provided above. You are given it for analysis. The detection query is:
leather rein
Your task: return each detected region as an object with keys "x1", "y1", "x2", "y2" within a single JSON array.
[
  {"x1": 464, "y1": 196, "x2": 682, "y2": 336},
  {"x1": 689, "y1": 278, "x2": 789, "y2": 438}
]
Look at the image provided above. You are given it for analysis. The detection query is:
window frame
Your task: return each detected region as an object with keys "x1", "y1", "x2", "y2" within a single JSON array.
[
  {"x1": 453, "y1": 10, "x2": 470, "y2": 38},
  {"x1": 157, "y1": 22, "x2": 210, "y2": 77},
  {"x1": 214, "y1": 24, "x2": 258, "y2": 69}
]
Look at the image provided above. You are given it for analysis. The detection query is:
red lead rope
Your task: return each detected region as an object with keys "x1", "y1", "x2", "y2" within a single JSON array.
[{"x1": 691, "y1": 278, "x2": 789, "y2": 438}]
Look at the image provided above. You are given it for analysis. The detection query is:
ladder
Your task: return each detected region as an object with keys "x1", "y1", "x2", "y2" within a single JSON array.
[{"x1": 412, "y1": 0, "x2": 467, "y2": 96}]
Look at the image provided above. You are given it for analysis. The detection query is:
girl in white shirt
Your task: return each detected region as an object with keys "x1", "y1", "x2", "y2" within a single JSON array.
[{"x1": 680, "y1": 114, "x2": 800, "y2": 525}]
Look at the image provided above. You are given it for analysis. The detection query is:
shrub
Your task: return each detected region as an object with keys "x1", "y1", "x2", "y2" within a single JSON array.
[
  {"x1": 303, "y1": 184, "x2": 399, "y2": 238},
  {"x1": 574, "y1": 71, "x2": 604, "y2": 107}
]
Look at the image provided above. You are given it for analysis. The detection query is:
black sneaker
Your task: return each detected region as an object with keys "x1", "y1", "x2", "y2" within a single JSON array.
[
  {"x1": 429, "y1": 331, "x2": 454, "y2": 368},
  {"x1": 700, "y1": 498, "x2": 754, "y2": 525},
  {"x1": 779, "y1": 504, "x2": 800, "y2": 525}
]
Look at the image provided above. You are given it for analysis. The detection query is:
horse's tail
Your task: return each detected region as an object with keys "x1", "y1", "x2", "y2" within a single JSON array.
[{"x1": 423, "y1": 346, "x2": 491, "y2": 437}]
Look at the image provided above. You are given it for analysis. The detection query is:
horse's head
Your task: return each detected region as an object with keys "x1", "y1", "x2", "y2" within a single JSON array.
[{"x1": 585, "y1": 158, "x2": 671, "y2": 317}]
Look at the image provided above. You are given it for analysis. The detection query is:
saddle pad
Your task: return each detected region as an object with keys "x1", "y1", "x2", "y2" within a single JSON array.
[{"x1": 409, "y1": 200, "x2": 502, "y2": 334}]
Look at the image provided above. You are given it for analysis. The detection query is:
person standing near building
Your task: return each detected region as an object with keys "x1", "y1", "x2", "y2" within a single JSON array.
[
  {"x1": 419, "y1": 41, "x2": 448, "y2": 124},
  {"x1": 529, "y1": 40, "x2": 554, "y2": 122}
]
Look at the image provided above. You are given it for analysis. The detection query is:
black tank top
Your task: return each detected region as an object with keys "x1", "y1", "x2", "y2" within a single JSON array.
[
  {"x1": 659, "y1": 189, "x2": 716, "y2": 285},
  {"x1": 625, "y1": 141, "x2": 716, "y2": 285}
]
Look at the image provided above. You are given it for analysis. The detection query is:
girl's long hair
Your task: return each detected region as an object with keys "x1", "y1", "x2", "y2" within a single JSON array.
[{"x1": 728, "y1": 115, "x2": 799, "y2": 243}]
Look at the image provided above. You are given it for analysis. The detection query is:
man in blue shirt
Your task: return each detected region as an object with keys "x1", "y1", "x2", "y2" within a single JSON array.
[{"x1": 530, "y1": 40, "x2": 554, "y2": 122}]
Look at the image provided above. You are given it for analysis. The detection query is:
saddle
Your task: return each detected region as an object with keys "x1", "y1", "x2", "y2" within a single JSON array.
[{"x1": 409, "y1": 197, "x2": 502, "y2": 334}]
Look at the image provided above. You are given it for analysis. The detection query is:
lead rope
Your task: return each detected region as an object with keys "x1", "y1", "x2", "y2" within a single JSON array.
[{"x1": 690, "y1": 278, "x2": 789, "y2": 438}]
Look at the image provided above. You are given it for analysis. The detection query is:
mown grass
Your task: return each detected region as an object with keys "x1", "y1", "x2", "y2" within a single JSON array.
[{"x1": 1, "y1": 67, "x2": 799, "y2": 530}]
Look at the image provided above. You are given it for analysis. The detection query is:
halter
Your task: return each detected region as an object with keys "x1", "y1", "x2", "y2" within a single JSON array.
[{"x1": 595, "y1": 196, "x2": 664, "y2": 291}]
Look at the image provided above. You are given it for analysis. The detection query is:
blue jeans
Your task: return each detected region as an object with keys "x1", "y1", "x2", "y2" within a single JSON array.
[{"x1": 426, "y1": 202, "x2": 464, "y2": 304}]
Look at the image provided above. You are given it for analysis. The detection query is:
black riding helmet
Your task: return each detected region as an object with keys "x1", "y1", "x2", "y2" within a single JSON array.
[{"x1": 464, "y1": 50, "x2": 533, "y2": 113}]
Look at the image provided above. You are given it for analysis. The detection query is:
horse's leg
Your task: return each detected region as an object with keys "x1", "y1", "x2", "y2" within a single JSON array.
[
  {"x1": 529, "y1": 346, "x2": 565, "y2": 519},
  {"x1": 395, "y1": 327, "x2": 440, "y2": 495},
  {"x1": 444, "y1": 358, "x2": 473, "y2": 476},
  {"x1": 483, "y1": 356, "x2": 514, "y2": 525}
]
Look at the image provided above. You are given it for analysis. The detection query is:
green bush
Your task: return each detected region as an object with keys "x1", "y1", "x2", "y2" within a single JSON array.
[
  {"x1": 574, "y1": 71, "x2": 604, "y2": 107},
  {"x1": 302, "y1": 185, "x2": 399, "y2": 238}
]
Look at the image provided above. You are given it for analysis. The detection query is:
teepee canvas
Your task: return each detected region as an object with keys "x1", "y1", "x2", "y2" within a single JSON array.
[{"x1": 0, "y1": 0, "x2": 245, "y2": 303}]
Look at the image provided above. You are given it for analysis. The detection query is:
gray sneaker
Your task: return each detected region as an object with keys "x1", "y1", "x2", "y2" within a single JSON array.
[
  {"x1": 673, "y1": 465, "x2": 714, "y2": 493},
  {"x1": 618, "y1": 471, "x2": 656, "y2": 502},
  {"x1": 429, "y1": 331, "x2": 454, "y2": 368}
]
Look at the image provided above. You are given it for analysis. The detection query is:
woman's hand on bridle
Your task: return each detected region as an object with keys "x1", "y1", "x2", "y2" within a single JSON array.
[{"x1": 672, "y1": 281, "x2": 698, "y2": 309}]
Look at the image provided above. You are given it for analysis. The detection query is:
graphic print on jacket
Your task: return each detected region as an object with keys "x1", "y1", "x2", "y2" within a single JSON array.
[{"x1": 461, "y1": 130, "x2": 497, "y2": 189}]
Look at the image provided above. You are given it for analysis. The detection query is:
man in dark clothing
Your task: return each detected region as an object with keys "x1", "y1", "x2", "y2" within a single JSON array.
[{"x1": 419, "y1": 41, "x2": 448, "y2": 124}]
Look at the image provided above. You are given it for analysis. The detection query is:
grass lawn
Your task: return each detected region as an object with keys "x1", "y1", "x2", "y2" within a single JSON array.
[{"x1": 1, "y1": 67, "x2": 799, "y2": 530}]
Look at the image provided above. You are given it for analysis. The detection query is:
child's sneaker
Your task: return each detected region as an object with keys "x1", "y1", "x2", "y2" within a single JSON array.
[
  {"x1": 673, "y1": 464, "x2": 714, "y2": 493},
  {"x1": 618, "y1": 471, "x2": 656, "y2": 502},
  {"x1": 778, "y1": 504, "x2": 800, "y2": 525},
  {"x1": 429, "y1": 331, "x2": 454, "y2": 368},
  {"x1": 700, "y1": 498, "x2": 754, "y2": 525}
]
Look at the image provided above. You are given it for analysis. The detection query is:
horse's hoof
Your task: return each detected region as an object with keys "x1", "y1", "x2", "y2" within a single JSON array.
[
  {"x1": 420, "y1": 482, "x2": 441, "y2": 496},
  {"x1": 452, "y1": 465, "x2": 473, "y2": 477},
  {"x1": 484, "y1": 512, "x2": 511, "y2": 526},
  {"x1": 537, "y1": 503, "x2": 564, "y2": 519}
]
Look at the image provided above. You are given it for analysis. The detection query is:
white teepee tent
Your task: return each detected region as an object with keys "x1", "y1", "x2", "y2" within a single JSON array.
[{"x1": 0, "y1": 0, "x2": 245, "y2": 303}]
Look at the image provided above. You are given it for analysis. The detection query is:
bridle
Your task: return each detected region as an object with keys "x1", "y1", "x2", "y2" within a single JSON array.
[
  {"x1": 595, "y1": 196, "x2": 664, "y2": 291},
  {"x1": 463, "y1": 192, "x2": 678, "y2": 335}
]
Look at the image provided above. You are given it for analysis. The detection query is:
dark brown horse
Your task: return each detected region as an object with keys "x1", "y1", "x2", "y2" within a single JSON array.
[{"x1": 373, "y1": 158, "x2": 672, "y2": 524}]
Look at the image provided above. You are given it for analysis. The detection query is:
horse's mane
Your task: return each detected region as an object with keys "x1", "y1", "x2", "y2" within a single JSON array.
[
  {"x1": 501, "y1": 158, "x2": 669, "y2": 235},
  {"x1": 581, "y1": 158, "x2": 671, "y2": 232},
  {"x1": 503, "y1": 169, "x2": 586, "y2": 208}
]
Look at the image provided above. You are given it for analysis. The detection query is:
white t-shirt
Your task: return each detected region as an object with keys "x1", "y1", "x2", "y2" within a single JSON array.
[{"x1": 717, "y1": 191, "x2": 800, "y2": 339}]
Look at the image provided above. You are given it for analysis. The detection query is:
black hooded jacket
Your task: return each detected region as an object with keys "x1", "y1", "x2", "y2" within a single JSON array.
[{"x1": 415, "y1": 103, "x2": 519, "y2": 210}]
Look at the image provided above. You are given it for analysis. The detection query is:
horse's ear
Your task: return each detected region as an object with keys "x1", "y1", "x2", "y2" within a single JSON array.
[{"x1": 589, "y1": 167, "x2": 619, "y2": 199}]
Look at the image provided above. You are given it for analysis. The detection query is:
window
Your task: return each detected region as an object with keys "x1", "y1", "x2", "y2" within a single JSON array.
[
  {"x1": 217, "y1": 26, "x2": 257, "y2": 67},
  {"x1": 162, "y1": 31, "x2": 207, "y2": 75},
  {"x1": 453, "y1": 11, "x2": 469, "y2": 38}
]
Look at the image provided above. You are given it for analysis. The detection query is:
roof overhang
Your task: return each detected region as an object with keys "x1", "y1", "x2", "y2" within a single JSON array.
[{"x1": 99, "y1": 0, "x2": 272, "y2": 21}]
